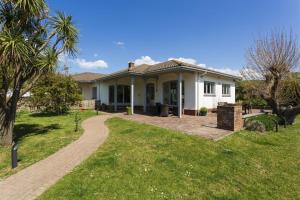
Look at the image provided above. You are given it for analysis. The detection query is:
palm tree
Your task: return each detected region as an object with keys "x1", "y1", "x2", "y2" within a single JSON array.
[{"x1": 0, "y1": 0, "x2": 78, "y2": 145}]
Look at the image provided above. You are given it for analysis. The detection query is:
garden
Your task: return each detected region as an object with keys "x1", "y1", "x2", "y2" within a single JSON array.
[{"x1": 38, "y1": 116, "x2": 300, "y2": 200}]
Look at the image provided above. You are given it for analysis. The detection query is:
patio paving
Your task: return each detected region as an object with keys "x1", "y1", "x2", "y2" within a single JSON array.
[{"x1": 114, "y1": 112, "x2": 234, "y2": 141}]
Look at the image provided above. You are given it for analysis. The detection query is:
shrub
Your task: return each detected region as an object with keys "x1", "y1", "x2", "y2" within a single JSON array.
[
  {"x1": 126, "y1": 107, "x2": 132, "y2": 115},
  {"x1": 29, "y1": 73, "x2": 82, "y2": 114},
  {"x1": 245, "y1": 114, "x2": 278, "y2": 132},
  {"x1": 245, "y1": 120, "x2": 266, "y2": 132},
  {"x1": 199, "y1": 107, "x2": 208, "y2": 116}
]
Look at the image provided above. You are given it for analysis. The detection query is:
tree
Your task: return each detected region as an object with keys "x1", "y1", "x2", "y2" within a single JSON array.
[
  {"x1": 242, "y1": 31, "x2": 300, "y2": 124},
  {"x1": 0, "y1": 0, "x2": 78, "y2": 146},
  {"x1": 236, "y1": 80, "x2": 267, "y2": 107},
  {"x1": 29, "y1": 73, "x2": 82, "y2": 114},
  {"x1": 279, "y1": 73, "x2": 300, "y2": 107}
]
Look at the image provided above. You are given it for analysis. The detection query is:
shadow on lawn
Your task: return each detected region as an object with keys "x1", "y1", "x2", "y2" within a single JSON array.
[
  {"x1": 29, "y1": 112, "x2": 69, "y2": 118},
  {"x1": 13, "y1": 123, "x2": 61, "y2": 141}
]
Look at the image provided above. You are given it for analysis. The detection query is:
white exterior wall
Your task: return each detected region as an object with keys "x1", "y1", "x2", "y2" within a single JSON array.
[
  {"x1": 196, "y1": 73, "x2": 236, "y2": 109},
  {"x1": 78, "y1": 82, "x2": 97, "y2": 100}
]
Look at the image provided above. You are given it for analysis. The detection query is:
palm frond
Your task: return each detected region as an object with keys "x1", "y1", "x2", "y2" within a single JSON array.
[
  {"x1": 36, "y1": 48, "x2": 58, "y2": 72},
  {"x1": 0, "y1": 30, "x2": 32, "y2": 65},
  {"x1": 51, "y1": 11, "x2": 78, "y2": 56},
  {"x1": 14, "y1": 0, "x2": 47, "y2": 17}
]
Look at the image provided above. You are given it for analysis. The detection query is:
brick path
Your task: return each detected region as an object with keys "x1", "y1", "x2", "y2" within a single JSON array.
[{"x1": 0, "y1": 115, "x2": 111, "y2": 200}]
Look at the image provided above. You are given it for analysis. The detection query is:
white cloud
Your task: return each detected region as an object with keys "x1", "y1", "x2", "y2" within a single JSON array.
[
  {"x1": 115, "y1": 41, "x2": 125, "y2": 48},
  {"x1": 132, "y1": 56, "x2": 240, "y2": 76},
  {"x1": 169, "y1": 57, "x2": 240, "y2": 76},
  {"x1": 207, "y1": 67, "x2": 241, "y2": 76},
  {"x1": 168, "y1": 57, "x2": 197, "y2": 65},
  {"x1": 74, "y1": 58, "x2": 108, "y2": 69},
  {"x1": 134, "y1": 56, "x2": 159, "y2": 66}
]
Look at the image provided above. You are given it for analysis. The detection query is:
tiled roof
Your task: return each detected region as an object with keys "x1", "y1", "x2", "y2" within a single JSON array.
[
  {"x1": 72, "y1": 72, "x2": 105, "y2": 83},
  {"x1": 98, "y1": 60, "x2": 242, "y2": 80}
]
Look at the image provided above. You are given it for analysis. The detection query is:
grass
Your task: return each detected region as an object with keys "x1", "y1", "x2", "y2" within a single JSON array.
[
  {"x1": 0, "y1": 110, "x2": 96, "y2": 179},
  {"x1": 39, "y1": 115, "x2": 300, "y2": 200}
]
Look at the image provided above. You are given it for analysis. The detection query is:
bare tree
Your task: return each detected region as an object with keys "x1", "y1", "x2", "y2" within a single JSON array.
[{"x1": 242, "y1": 30, "x2": 300, "y2": 124}]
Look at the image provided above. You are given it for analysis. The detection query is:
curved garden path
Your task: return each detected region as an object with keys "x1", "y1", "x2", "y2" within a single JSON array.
[{"x1": 0, "y1": 114, "x2": 111, "y2": 200}]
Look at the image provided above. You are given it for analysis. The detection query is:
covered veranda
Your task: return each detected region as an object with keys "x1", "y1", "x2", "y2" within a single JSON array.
[{"x1": 97, "y1": 70, "x2": 186, "y2": 118}]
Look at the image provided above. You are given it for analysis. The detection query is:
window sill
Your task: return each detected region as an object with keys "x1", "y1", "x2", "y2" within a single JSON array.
[
  {"x1": 222, "y1": 95, "x2": 231, "y2": 97},
  {"x1": 204, "y1": 94, "x2": 216, "y2": 97}
]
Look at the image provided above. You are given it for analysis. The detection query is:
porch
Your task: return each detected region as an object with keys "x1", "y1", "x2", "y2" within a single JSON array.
[{"x1": 97, "y1": 70, "x2": 195, "y2": 117}]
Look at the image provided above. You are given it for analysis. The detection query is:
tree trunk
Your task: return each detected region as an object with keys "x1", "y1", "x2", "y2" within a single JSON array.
[{"x1": 0, "y1": 106, "x2": 16, "y2": 146}]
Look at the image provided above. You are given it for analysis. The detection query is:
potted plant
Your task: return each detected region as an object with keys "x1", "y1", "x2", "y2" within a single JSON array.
[
  {"x1": 199, "y1": 107, "x2": 208, "y2": 116},
  {"x1": 126, "y1": 106, "x2": 132, "y2": 115}
]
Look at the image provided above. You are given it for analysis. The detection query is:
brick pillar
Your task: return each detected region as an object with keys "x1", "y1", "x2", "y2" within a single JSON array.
[{"x1": 217, "y1": 103, "x2": 243, "y2": 131}]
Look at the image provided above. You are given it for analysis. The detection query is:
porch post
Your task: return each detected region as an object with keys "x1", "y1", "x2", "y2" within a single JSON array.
[
  {"x1": 131, "y1": 76, "x2": 135, "y2": 114},
  {"x1": 143, "y1": 78, "x2": 147, "y2": 112},
  {"x1": 114, "y1": 81, "x2": 117, "y2": 112},
  {"x1": 178, "y1": 72, "x2": 183, "y2": 118},
  {"x1": 97, "y1": 81, "x2": 101, "y2": 101}
]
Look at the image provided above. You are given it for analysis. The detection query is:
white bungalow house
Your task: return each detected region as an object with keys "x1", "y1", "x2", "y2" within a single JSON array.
[{"x1": 95, "y1": 60, "x2": 241, "y2": 117}]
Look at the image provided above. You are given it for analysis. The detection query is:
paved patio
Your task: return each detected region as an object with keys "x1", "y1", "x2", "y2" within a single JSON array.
[{"x1": 115, "y1": 112, "x2": 233, "y2": 141}]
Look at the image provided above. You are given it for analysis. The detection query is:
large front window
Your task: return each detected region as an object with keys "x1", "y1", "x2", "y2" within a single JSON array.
[
  {"x1": 117, "y1": 85, "x2": 130, "y2": 104},
  {"x1": 109, "y1": 85, "x2": 130, "y2": 104}
]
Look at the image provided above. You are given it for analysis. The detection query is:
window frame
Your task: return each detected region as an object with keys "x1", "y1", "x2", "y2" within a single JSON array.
[
  {"x1": 222, "y1": 84, "x2": 231, "y2": 96},
  {"x1": 204, "y1": 81, "x2": 216, "y2": 96}
]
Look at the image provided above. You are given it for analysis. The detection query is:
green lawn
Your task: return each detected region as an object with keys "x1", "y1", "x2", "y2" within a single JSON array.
[
  {"x1": 39, "y1": 116, "x2": 300, "y2": 200},
  {"x1": 0, "y1": 110, "x2": 96, "y2": 179}
]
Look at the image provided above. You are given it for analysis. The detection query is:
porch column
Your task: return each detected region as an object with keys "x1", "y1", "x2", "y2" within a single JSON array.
[
  {"x1": 97, "y1": 81, "x2": 101, "y2": 101},
  {"x1": 143, "y1": 78, "x2": 147, "y2": 112},
  {"x1": 130, "y1": 76, "x2": 135, "y2": 114},
  {"x1": 178, "y1": 72, "x2": 183, "y2": 118},
  {"x1": 114, "y1": 81, "x2": 117, "y2": 112}
]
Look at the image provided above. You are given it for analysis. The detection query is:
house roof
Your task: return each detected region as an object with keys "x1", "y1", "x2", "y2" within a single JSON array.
[
  {"x1": 98, "y1": 60, "x2": 242, "y2": 81},
  {"x1": 72, "y1": 72, "x2": 105, "y2": 83}
]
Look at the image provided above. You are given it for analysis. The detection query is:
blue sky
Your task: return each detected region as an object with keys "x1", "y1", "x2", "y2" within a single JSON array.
[{"x1": 48, "y1": 0, "x2": 300, "y2": 74}]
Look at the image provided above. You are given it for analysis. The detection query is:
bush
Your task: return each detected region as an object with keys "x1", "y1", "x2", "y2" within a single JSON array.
[
  {"x1": 245, "y1": 114, "x2": 278, "y2": 132},
  {"x1": 199, "y1": 107, "x2": 208, "y2": 116},
  {"x1": 245, "y1": 119, "x2": 266, "y2": 132},
  {"x1": 126, "y1": 107, "x2": 132, "y2": 115},
  {"x1": 29, "y1": 73, "x2": 82, "y2": 114}
]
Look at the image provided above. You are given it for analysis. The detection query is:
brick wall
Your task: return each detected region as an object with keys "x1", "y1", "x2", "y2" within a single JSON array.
[{"x1": 217, "y1": 103, "x2": 243, "y2": 131}]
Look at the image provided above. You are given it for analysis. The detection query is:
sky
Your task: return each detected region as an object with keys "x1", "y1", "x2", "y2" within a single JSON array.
[{"x1": 47, "y1": 0, "x2": 300, "y2": 75}]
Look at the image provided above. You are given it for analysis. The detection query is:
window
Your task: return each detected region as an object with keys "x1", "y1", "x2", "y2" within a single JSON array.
[
  {"x1": 204, "y1": 81, "x2": 215, "y2": 95},
  {"x1": 109, "y1": 85, "x2": 114, "y2": 103},
  {"x1": 163, "y1": 81, "x2": 184, "y2": 105},
  {"x1": 109, "y1": 85, "x2": 130, "y2": 104},
  {"x1": 222, "y1": 84, "x2": 231, "y2": 96},
  {"x1": 146, "y1": 83, "x2": 155, "y2": 104},
  {"x1": 92, "y1": 87, "x2": 97, "y2": 99},
  {"x1": 117, "y1": 85, "x2": 130, "y2": 104}
]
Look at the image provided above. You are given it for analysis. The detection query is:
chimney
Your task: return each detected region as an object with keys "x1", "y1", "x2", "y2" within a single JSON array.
[{"x1": 128, "y1": 61, "x2": 135, "y2": 71}]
